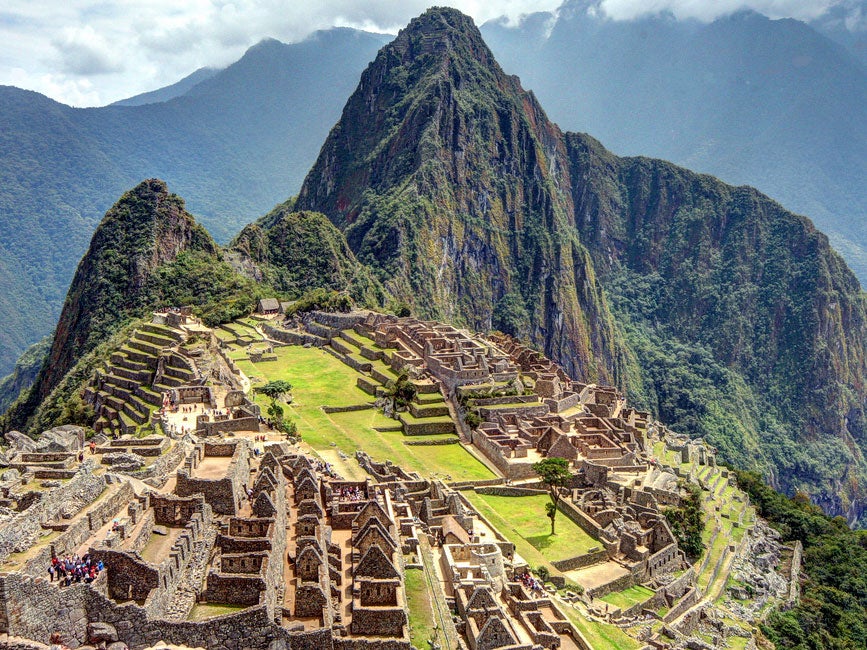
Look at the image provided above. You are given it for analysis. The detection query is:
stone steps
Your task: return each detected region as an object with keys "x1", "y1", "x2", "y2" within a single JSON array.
[
  {"x1": 110, "y1": 351, "x2": 151, "y2": 373},
  {"x1": 140, "y1": 322, "x2": 184, "y2": 341},
  {"x1": 128, "y1": 337, "x2": 163, "y2": 358},
  {"x1": 136, "y1": 385, "x2": 163, "y2": 407}
]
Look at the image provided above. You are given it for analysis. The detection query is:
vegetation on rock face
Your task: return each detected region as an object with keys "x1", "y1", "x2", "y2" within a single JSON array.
[
  {"x1": 296, "y1": 7, "x2": 624, "y2": 386},
  {"x1": 0, "y1": 29, "x2": 387, "y2": 376},
  {"x1": 4, "y1": 179, "x2": 265, "y2": 432},
  {"x1": 736, "y1": 470, "x2": 867, "y2": 649},
  {"x1": 0, "y1": 337, "x2": 50, "y2": 413},
  {"x1": 663, "y1": 482, "x2": 705, "y2": 559},
  {"x1": 231, "y1": 207, "x2": 384, "y2": 307}
]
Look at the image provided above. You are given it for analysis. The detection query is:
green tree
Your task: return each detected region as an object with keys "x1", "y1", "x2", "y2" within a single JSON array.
[
  {"x1": 255, "y1": 380, "x2": 293, "y2": 402},
  {"x1": 663, "y1": 481, "x2": 705, "y2": 558},
  {"x1": 256, "y1": 380, "x2": 293, "y2": 430},
  {"x1": 532, "y1": 457, "x2": 573, "y2": 535},
  {"x1": 385, "y1": 371, "x2": 417, "y2": 412}
]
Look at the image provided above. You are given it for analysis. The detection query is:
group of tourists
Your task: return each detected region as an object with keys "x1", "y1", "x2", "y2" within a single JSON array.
[
  {"x1": 48, "y1": 553, "x2": 103, "y2": 586},
  {"x1": 338, "y1": 485, "x2": 365, "y2": 501},
  {"x1": 313, "y1": 460, "x2": 337, "y2": 477},
  {"x1": 514, "y1": 570, "x2": 544, "y2": 595}
]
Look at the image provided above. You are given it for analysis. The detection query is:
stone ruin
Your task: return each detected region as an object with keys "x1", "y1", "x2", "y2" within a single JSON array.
[{"x1": 0, "y1": 436, "x2": 414, "y2": 650}]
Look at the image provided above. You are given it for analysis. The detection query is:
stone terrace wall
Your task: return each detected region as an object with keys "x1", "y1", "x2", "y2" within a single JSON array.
[
  {"x1": 0, "y1": 571, "x2": 96, "y2": 640},
  {"x1": 262, "y1": 323, "x2": 324, "y2": 347},
  {"x1": 21, "y1": 481, "x2": 134, "y2": 576},
  {"x1": 129, "y1": 440, "x2": 188, "y2": 481},
  {"x1": 0, "y1": 468, "x2": 105, "y2": 562}
]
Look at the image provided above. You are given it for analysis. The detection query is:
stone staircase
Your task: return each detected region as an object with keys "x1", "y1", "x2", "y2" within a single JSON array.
[{"x1": 84, "y1": 322, "x2": 187, "y2": 436}]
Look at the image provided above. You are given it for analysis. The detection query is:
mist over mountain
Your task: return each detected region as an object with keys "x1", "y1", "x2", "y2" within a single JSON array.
[
  {"x1": 111, "y1": 67, "x2": 220, "y2": 107},
  {"x1": 0, "y1": 27, "x2": 387, "y2": 375},
  {"x1": 481, "y1": 3, "x2": 867, "y2": 283}
]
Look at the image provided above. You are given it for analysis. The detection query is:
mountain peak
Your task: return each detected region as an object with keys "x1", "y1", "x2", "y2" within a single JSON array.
[{"x1": 390, "y1": 7, "x2": 494, "y2": 66}]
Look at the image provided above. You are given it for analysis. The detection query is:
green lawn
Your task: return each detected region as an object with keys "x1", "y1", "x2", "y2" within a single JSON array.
[
  {"x1": 464, "y1": 493, "x2": 599, "y2": 566},
  {"x1": 240, "y1": 346, "x2": 494, "y2": 481},
  {"x1": 561, "y1": 606, "x2": 642, "y2": 650},
  {"x1": 405, "y1": 568, "x2": 437, "y2": 648},
  {"x1": 599, "y1": 584, "x2": 655, "y2": 610},
  {"x1": 187, "y1": 603, "x2": 247, "y2": 621}
]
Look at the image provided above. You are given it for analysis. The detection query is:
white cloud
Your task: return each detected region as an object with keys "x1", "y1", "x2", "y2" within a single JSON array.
[
  {"x1": 0, "y1": 0, "x2": 848, "y2": 107},
  {"x1": 597, "y1": 0, "x2": 838, "y2": 22}
]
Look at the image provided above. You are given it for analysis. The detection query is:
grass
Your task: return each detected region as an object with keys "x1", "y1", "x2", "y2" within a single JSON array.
[
  {"x1": 464, "y1": 493, "x2": 599, "y2": 566},
  {"x1": 187, "y1": 603, "x2": 247, "y2": 621},
  {"x1": 405, "y1": 568, "x2": 437, "y2": 649},
  {"x1": 561, "y1": 605, "x2": 642, "y2": 650},
  {"x1": 599, "y1": 584, "x2": 655, "y2": 610},
  {"x1": 240, "y1": 346, "x2": 494, "y2": 481},
  {"x1": 399, "y1": 411, "x2": 454, "y2": 425}
]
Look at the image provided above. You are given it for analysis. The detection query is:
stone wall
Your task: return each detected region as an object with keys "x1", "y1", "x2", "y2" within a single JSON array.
[
  {"x1": 469, "y1": 430, "x2": 537, "y2": 480},
  {"x1": 556, "y1": 499, "x2": 605, "y2": 541},
  {"x1": 0, "y1": 571, "x2": 94, "y2": 642},
  {"x1": 202, "y1": 415, "x2": 260, "y2": 436},
  {"x1": 175, "y1": 443, "x2": 249, "y2": 515},
  {"x1": 203, "y1": 572, "x2": 265, "y2": 606},
  {"x1": 551, "y1": 549, "x2": 608, "y2": 572},
  {"x1": 21, "y1": 481, "x2": 135, "y2": 576},
  {"x1": 474, "y1": 486, "x2": 547, "y2": 497},
  {"x1": 262, "y1": 323, "x2": 325, "y2": 347},
  {"x1": 350, "y1": 608, "x2": 406, "y2": 638},
  {"x1": 0, "y1": 468, "x2": 105, "y2": 563},
  {"x1": 129, "y1": 440, "x2": 188, "y2": 481}
]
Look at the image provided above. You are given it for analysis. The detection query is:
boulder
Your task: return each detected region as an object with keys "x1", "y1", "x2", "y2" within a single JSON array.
[
  {"x1": 88, "y1": 621, "x2": 118, "y2": 643},
  {"x1": 102, "y1": 452, "x2": 146, "y2": 472},
  {"x1": 4, "y1": 430, "x2": 36, "y2": 452},
  {"x1": 38, "y1": 425, "x2": 85, "y2": 452}
]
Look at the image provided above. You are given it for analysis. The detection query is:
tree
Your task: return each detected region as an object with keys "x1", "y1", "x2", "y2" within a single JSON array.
[
  {"x1": 663, "y1": 481, "x2": 705, "y2": 558},
  {"x1": 255, "y1": 380, "x2": 293, "y2": 431},
  {"x1": 385, "y1": 371, "x2": 417, "y2": 412},
  {"x1": 255, "y1": 380, "x2": 293, "y2": 403},
  {"x1": 532, "y1": 457, "x2": 573, "y2": 535}
]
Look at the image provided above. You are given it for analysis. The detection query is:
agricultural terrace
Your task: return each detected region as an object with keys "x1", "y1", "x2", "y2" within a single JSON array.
[{"x1": 236, "y1": 345, "x2": 495, "y2": 482}]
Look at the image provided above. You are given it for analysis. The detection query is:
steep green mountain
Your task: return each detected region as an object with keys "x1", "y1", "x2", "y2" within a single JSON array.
[
  {"x1": 231, "y1": 204, "x2": 384, "y2": 306},
  {"x1": 0, "y1": 27, "x2": 387, "y2": 376},
  {"x1": 480, "y1": 4, "x2": 867, "y2": 283},
  {"x1": 296, "y1": 7, "x2": 867, "y2": 523},
  {"x1": 5, "y1": 179, "x2": 264, "y2": 431},
  {"x1": 0, "y1": 337, "x2": 49, "y2": 413},
  {"x1": 296, "y1": 9, "x2": 623, "y2": 384}
]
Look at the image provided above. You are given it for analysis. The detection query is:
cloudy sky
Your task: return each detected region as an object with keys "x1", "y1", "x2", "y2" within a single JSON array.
[{"x1": 0, "y1": 0, "x2": 856, "y2": 107}]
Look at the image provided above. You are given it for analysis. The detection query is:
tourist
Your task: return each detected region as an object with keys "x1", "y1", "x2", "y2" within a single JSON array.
[
  {"x1": 49, "y1": 631, "x2": 68, "y2": 650},
  {"x1": 89, "y1": 441, "x2": 96, "y2": 455}
]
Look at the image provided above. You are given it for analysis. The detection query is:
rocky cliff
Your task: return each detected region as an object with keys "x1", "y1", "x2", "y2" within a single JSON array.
[{"x1": 296, "y1": 8, "x2": 624, "y2": 384}]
